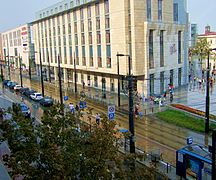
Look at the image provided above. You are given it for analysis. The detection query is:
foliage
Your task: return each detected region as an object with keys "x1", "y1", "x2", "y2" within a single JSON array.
[
  {"x1": 155, "y1": 109, "x2": 216, "y2": 133},
  {"x1": 0, "y1": 103, "x2": 165, "y2": 179}
]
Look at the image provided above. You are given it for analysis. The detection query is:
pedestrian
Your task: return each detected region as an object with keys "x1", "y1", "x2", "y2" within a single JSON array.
[
  {"x1": 69, "y1": 102, "x2": 75, "y2": 114},
  {"x1": 75, "y1": 104, "x2": 79, "y2": 112},
  {"x1": 82, "y1": 81, "x2": 85, "y2": 89},
  {"x1": 163, "y1": 91, "x2": 167, "y2": 98},
  {"x1": 134, "y1": 104, "x2": 139, "y2": 118},
  {"x1": 95, "y1": 113, "x2": 100, "y2": 125}
]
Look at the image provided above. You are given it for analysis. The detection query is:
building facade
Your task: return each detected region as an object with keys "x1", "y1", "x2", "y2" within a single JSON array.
[
  {"x1": 1, "y1": 24, "x2": 35, "y2": 71},
  {"x1": 33, "y1": 0, "x2": 189, "y2": 97}
]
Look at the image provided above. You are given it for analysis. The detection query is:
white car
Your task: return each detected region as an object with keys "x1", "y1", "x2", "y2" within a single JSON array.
[
  {"x1": 14, "y1": 85, "x2": 22, "y2": 91},
  {"x1": 30, "y1": 93, "x2": 43, "y2": 101}
]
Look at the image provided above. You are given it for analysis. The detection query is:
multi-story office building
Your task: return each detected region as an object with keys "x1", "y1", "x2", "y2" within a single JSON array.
[
  {"x1": 1, "y1": 24, "x2": 35, "y2": 71},
  {"x1": 33, "y1": 0, "x2": 189, "y2": 97}
]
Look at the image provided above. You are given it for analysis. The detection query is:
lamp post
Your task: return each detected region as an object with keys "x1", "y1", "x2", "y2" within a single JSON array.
[
  {"x1": 74, "y1": 52, "x2": 77, "y2": 93},
  {"x1": 19, "y1": 54, "x2": 23, "y2": 87},
  {"x1": 205, "y1": 48, "x2": 216, "y2": 134},
  {"x1": 38, "y1": 51, "x2": 45, "y2": 97},
  {"x1": 116, "y1": 53, "x2": 135, "y2": 153},
  {"x1": 116, "y1": 53, "x2": 121, "y2": 107},
  {"x1": 58, "y1": 54, "x2": 63, "y2": 105}
]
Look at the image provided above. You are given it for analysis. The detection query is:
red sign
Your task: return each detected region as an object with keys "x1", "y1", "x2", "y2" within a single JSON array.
[{"x1": 21, "y1": 31, "x2": 27, "y2": 36}]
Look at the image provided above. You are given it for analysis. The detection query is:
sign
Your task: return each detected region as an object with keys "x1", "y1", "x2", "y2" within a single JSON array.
[
  {"x1": 108, "y1": 113, "x2": 115, "y2": 120},
  {"x1": 79, "y1": 101, "x2": 87, "y2": 109},
  {"x1": 64, "y1": 96, "x2": 68, "y2": 101},
  {"x1": 187, "y1": 137, "x2": 193, "y2": 145},
  {"x1": 108, "y1": 105, "x2": 115, "y2": 120}
]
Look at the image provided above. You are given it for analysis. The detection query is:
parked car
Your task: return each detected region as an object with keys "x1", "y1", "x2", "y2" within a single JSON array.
[
  {"x1": 20, "y1": 87, "x2": 29, "y2": 94},
  {"x1": 8, "y1": 82, "x2": 17, "y2": 89},
  {"x1": 30, "y1": 92, "x2": 43, "y2": 101},
  {"x1": 39, "y1": 96, "x2": 54, "y2": 107},
  {"x1": 19, "y1": 103, "x2": 31, "y2": 117},
  {"x1": 6, "y1": 81, "x2": 13, "y2": 87},
  {"x1": 14, "y1": 85, "x2": 22, "y2": 91},
  {"x1": 23, "y1": 89, "x2": 36, "y2": 98},
  {"x1": 3, "y1": 80, "x2": 10, "y2": 86}
]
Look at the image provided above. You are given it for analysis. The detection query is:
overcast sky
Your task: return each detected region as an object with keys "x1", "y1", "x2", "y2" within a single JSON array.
[{"x1": 0, "y1": 0, "x2": 215, "y2": 34}]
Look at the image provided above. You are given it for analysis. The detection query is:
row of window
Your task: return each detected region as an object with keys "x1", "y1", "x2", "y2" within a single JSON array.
[
  {"x1": 149, "y1": 68, "x2": 182, "y2": 95},
  {"x1": 146, "y1": 0, "x2": 179, "y2": 22},
  {"x1": 149, "y1": 30, "x2": 182, "y2": 69}
]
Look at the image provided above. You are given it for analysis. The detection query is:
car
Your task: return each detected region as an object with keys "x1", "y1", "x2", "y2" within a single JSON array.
[
  {"x1": 3, "y1": 80, "x2": 10, "y2": 86},
  {"x1": 30, "y1": 92, "x2": 43, "y2": 101},
  {"x1": 39, "y1": 96, "x2": 54, "y2": 107},
  {"x1": 23, "y1": 89, "x2": 36, "y2": 97},
  {"x1": 8, "y1": 82, "x2": 17, "y2": 89},
  {"x1": 6, "y1": 81, "x2": 13, "y2": 87},
  {"x1": 14, "y1": 85, "x2": 22, "y2": 91},
  {"x1": 19, "y1": 103, "x2": 31, "y2": 117},
  {"x1": 20, "y1": 87, "x2": 29, "y2": 94}
]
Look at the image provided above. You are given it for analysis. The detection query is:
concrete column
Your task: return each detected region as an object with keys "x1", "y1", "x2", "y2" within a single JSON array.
[
  {"x1": 63, "y1": 68, "x2": 68, "y2": 83},
  {"x1": 54, "y1": 66, "x2": 58, "y2": 81}
]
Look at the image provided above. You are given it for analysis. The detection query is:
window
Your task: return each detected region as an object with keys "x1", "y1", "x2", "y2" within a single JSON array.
[
  {"x1": 87, "y1": 6, "x2": 91, "y2": 18},
  {"x1": 68, "y1": 13, "x2": 71, "y2": 22},
  {"x1": 95, "y1": 3, "x2": 100, "y2": 16},
  {"x1": 104, "y1": 0, "x2": 109, "y2": 14},
  {"x1": 68, "y1": 23, "x2": 71, "y2": 34},
  {"x1": 178, "y1": 31, "x2": 182, "y2": 64},
  {"x1": 150, "y1": 74, "x2": 154, "y2": 95},
  {"x1": 178, "y1": 68, "x2": 181, "y2": 86},
  {"x1": 96, "y1": 17, "x2": 100, "y2": 30},
  {"x1": 160, "y1": 71, "x2": 164, "y2": 94},
  {"x1": 149, "y1": 30, "x2": 154, "y2": 69},
  {"x1": 147, "y1": 0, "x2": 151, "y2": 20},
  {"x1": 105, "y1": 15, "x2": 110, "y2": 29},
  {"x1": 73, "y1": 11, "x2": 77, "y2": 21},
  {"x1": 158, "y1": 0, "x2": 163, "y2": 21},
  {"x1": 74, "y1": 22, "x2": 77, "y2": 33},
  {"x1": 106, "y1": 45, "x2": 111, "y2": 68},
  {"x1": 110, "y1": 78, "x2": 115, "y2": 92},
  {"x1": 173, "y1": 3, "x2": 178, "y2": 22},
  {"x1": 81, "y1": 21, "x2": 84, "y2": 32},
  {"x1": 82, "y1": 46, "x2": 86, "y2": 66},
  {"x1": 97, "y1": 31, "x2": 101, "y2": 44},
  {"x1": 69, "y1": 46, "x2": 73, "y2": 65},
  {"x1": 64, "y1": 47, "x2": 67, "y2": 64},
  {"x1": 81, "y1": 33, "x2": 85, "y2": 45},
  {"x1": 59, "y1": 47, "x2": 62, "y2": 63},
  {"x1": 88, "y1": 20, "x2": 92, "y2": 31},
  {"x1": 160, "y1": 30, "x2": 164, "y2": 67},
  {"x1": 94, "y1": 76, "x2": 98, "y2": 87},
  {"x1": 89, "y1": 32, "x2": 93, "y2": 44},
  {"x1": 170, "y1": 69, "x2": 174, "y2": 85},
  {"x1": 89, "y1": 45, "x2": 93, "y2": 66},
  {"x1": 75, "y1": 34, "x2": 78, "y2": 45},
  {"x1": 80, "y1": 8, "x2": 84, "y2": 20},
  {"x1": 106, "y1": 30, "x2": 110, "y2": 44},
  {"x1": 75, "y1": 46, "x2": 79, "y2": 65},
  {"x1": 97, "y1": 45, "x2": 102, "y2": 67}
]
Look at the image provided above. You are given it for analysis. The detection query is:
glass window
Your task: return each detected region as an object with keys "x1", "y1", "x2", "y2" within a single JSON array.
[
  {"x1": 160, "y1": 30, "x2": 164, "y2": 67},
  {"x1": 80, "y1": 8, "x2": 84, "y2": 20},
  {"x1": 64, "y1": 47, "x2": 67, "y2": 64},
  {"x1": 147, "y1": 0, "x2": 151, "y2": 20},
  {"x1": 75, "y1": 46, "x2": 79, "y2": 65},
  {"x1": 104, "y1": 0, "x2": 109, "y2": 14},
  {"x1": 81, "y1": 33, "x2": 85, "y2": 45},
  {"x1": 150, "y1": 74, "x2": 154, "y2": 95},
  {"x1": 89, "y1": 32, "x2": 93, "y2": 44},
  {"x1": 94, "y1": 76, "x2": 98, "y2": 87},
  {"x1": 87, "y1": 6, "x2": 91, "y2": 18},
  {"x1": 95, "y1": 3, "x2": 100, "y2": 16},
  {"x1": 75, "y1": 34, "x2": 78, "y2": 45},
  {"x1": 81, "y1": 21, "x2": 84, "y2": 32},
  {"x1": 158, "y1": 0, "x2": 163, "y2": 21},
  {"x1": 88, "y1": 20, "x2": 92, "y2": 31},
  {"x1": 106, "y1": 30, "x2": 110, "y2": 44},
  {"x1": 73, "y1": 11, "x2": 77, "y2": 21},
  {"x1": 178, "y1": 31, "x2": 182, "y2": 64},
  {"x1": 97, "y1": 31, "x2": 101, "y2": 44},
  {"x1": 97, "y1": 45, "x2": 102, "y2": 67},
  {"x1": 160, "y1": 71, "x2": 164, "y2": 94},
  {"x1": 82, "y1": 46, "x2": 86, "y2": 66},
  {"x1": 173, "y1": 3, "x2": 178, "y2": 22},
  {"x1": 149, "y1": 30, "x2": 154, "y2": 69},
  {"x1": 74, "y1": 22, "x2": 77, "y2": 33},
  {"x1": 96, "y1": 17, "x2": 100, "y2": 30},
  {"x1": 106, "y1": 45, "x2": 111, "y2": 68},
  {"x1": 89, "y1": 45, "x2": 93, "y2": 67},
  {"x1": 105, "y1": 15, "x2": 110, "y2": 29},
  {"x1": 170, "y1": 69, "x2": 174, "y2": 85}
]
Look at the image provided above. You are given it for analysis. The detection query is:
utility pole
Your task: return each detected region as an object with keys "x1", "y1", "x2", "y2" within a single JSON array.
[
  {"x1": 74, "y1": 52, "x2": 77, "y2": 93},
  {"x1": 117, "y1": 53, "x2": 121, "y2": 107},
  {"x1": 19, "y1": 54, "x2": 23, "y2": 87},
  {"x1": 205, "y1": 51, "x2": 210, "y2": 134},
  {"x1": 58, "y1": 55, "x2": 63, "y2": 105},
  {"x1": 39, "y1": 52, "x2": 44, "y2": 97},
  {"x1": 116, "y1": 53, "x2": 135, "y2": 153}
]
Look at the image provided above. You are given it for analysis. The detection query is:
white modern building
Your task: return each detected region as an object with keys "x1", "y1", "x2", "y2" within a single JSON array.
[
  {"x1": 1, "y1": 24, "x2": 35, "y2": 71},
  {"x1": 32, "y1": 0, "x2": 189, "y2": 97}
]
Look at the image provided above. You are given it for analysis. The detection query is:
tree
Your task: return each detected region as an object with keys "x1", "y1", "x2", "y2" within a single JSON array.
[{"x1": 0, "y1": 103, "x2": 167, "y2": 179}]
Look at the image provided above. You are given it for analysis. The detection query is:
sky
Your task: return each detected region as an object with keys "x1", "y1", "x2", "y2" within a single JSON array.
[{"x1": 0, "y1": 0, "x2": 215, "y2": 34}]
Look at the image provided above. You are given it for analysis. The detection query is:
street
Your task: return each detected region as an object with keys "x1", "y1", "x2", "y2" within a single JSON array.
[{"x1": 0, "y1": 70, "x2": 211, "y2": 166}]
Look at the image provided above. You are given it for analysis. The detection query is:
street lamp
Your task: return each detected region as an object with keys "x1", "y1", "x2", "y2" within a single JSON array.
[
  {"x1": 116, "y1": 53, "x2": 135, "y2": 153},
  {"x1": 57, "y1": 54, "x2": 63, "y2": 105},
  {"x1": 205, "y1": 48, "x2": 216, "y2": 134}
]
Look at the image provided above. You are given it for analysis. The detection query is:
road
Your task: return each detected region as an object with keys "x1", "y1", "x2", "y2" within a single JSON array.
[{"x1": 2, "y1": 70, "x2": 212, "y2": 165}]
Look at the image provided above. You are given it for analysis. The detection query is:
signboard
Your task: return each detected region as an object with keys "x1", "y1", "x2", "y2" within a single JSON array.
[
  {"x1": 187, "y1": 137, "x2": 193, "y2": 145},
  {"x1": 79, "y1": 101, "x2": 87, "y2": 109},
  {"x1": 108, "y1": 105, "x2": 115, "y2": 120},
  {"x1": 64, "y1": 96, "x2": 68, "y2": 101}
]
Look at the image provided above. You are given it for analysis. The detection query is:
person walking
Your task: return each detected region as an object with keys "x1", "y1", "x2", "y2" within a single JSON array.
[
  {"x1": 95, "y1": 113, "x2": 100, "y2": 125},
  {"x1": 69, "y1": 102, "x2": 75, "y2": 114},
  {"x1": 75, "y1": 104, "x2": 79, "y2": 112}
]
